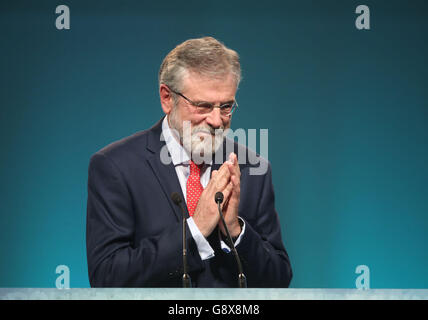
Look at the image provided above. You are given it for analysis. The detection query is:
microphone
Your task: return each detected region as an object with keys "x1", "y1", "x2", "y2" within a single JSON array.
[
  {"x1": 214, "y1": 192, "x2": 224, "y2": 204},
  {"x1": 215, "y1": 192, "x2": 247, "y2": 288},
  {"x1": 171, "y1": 192, "x2": 192, "y2": 288}
]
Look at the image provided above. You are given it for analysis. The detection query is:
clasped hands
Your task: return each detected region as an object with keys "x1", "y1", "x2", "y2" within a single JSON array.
[{"x1": 192, "y1": 152, "x2": 241, "y2": 238}]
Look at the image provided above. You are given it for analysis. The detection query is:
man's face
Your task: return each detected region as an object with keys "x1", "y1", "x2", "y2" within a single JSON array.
[{"x1": 168, "y1": 72, "x2": 236, "y2": 161}]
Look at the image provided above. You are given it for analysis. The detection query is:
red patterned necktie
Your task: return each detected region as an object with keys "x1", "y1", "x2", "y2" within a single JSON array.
[{"x1": 186, "y1": 160, "x2": 204, "y2": 217}]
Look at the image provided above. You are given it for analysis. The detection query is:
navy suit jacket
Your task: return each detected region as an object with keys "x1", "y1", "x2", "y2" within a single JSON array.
[{"x1": 86, "y1": 118, "x2": 292, "y2": 287}]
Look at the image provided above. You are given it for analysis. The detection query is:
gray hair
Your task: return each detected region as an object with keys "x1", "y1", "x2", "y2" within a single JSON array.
[{"x1": 158, "y1": 36, "x2": 241, "y2": 93}]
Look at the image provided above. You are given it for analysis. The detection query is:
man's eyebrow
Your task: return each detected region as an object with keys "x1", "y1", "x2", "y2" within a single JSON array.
[{"x1": 195, "y1": 99, "x2": 235, "y2": 105}]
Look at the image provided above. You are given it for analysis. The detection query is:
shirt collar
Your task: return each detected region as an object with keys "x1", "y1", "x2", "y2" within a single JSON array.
[{"x1": 162, "y1": 116, "x2": 191, "y2": 166}]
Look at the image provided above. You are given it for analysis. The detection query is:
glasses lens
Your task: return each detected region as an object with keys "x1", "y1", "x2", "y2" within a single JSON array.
[
  {"x1": 220, "y1": 104, "x2": 233, "y2": 115},
  {"x1": 197, "y1": 103, "x2": 214, "y2": 113},
  {"x1": 194, "y1": 101, "x2": 237, "y2": 116}
]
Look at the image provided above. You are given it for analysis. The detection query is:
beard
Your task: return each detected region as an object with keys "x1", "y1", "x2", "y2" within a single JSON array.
[{"x1": 169, "y1": 106, "x2": 228, "y2": 164}]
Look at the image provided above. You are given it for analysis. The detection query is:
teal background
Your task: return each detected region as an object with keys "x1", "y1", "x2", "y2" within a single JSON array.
[{"x1": 0, "y1": 0, "x2": 427, "y2": 288}]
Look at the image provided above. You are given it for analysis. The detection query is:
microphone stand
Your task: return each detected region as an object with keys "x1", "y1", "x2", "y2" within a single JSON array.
[
  {"x1": 215, "y1": 192, "x2": 247, "y2": 288},
  {"x1": 171, "y1": 192, "x2": 192, "y2": 288}
]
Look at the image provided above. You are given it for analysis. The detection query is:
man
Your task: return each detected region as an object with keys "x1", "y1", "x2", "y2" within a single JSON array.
[{"x1": 86, "y1": 37, "x2": 292, "y2": 287}]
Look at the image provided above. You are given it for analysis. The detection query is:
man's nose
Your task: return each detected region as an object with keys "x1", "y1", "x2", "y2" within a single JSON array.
[{"x1": 205, "y1": 107, "x2": 223, "y2": 129}]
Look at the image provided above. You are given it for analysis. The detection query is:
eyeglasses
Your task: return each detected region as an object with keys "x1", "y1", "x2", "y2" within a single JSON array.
[{"x1": 169, "y1": 87, "x2": 238, "y2": 117}]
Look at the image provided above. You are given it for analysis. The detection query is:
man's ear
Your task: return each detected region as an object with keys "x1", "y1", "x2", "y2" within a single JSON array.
[{"x1": 159, "y1": 84, "x2": 174, "y2": 115}]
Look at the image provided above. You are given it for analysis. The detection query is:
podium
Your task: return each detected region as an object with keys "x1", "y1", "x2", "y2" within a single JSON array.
[{"x1": 1, "y1": 288, "x2": 427, "y2": 300}]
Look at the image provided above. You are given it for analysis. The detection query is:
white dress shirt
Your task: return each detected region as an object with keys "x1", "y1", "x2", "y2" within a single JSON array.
[{"x1": 161, "y1": 116, "x2": 245, "y2": 260}]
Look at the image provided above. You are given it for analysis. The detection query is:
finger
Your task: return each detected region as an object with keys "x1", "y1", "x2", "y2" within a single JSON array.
[
  {"x1": 227, "y1": 153, "x2": 240, "y2": 174},
  {"x1": 233, "y1": 153, "x2": 241, "y2": 175},
  {"x1": 228, "y1": 152, "x2": 236, "y2": 164},
  {"x1": 213, "y1": 163, "x2": 231, "y2": 188},
  {"x1": 221, "y1": 180, "x2": 234, "y2": 203},
  {"x1": 230, "y1": 174, "x2": 240, "y2": 188},
  {"x1": 230, "y1": 175, "x2": 241, "y2": 199},
  {"x1": 211, "y1": 162, "x2": 228, "y2": 181},
  {"x1": 205, "y1": 166, "x2": 230, "y2": 197},
  {"x1": 230, "y1": 153, "x2": 239, "y2": 168},
  {"x1": 227, "y1": 161, "x2": 240, "y2": 180}
]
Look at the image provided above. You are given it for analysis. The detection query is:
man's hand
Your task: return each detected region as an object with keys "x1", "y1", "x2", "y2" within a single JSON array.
[
  {"x1": 219, "y1": 153, "x2": 241, "y2": 238},
  {"x1": 192, "y1": 157, "x2": 234, "y2": 237},
  {"x1": 192, "y1": 152, "x2": 241, "y2": 239}
]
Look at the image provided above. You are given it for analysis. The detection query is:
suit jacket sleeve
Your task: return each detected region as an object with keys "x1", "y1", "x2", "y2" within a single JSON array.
[
  {"x1": 233, "y1": 162, "x2": 293, "y2": 287},
  {"x1": 86, "y1": 152, "x2": 204, "y2": 287}
]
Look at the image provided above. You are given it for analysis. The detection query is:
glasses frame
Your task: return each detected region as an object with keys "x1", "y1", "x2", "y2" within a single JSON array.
[{"x1": 168, "y1": 87, "x2": 238, "y2": 117}]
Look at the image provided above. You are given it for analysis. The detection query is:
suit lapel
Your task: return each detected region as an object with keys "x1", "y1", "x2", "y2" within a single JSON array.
[
  {"x1": 145, "y1": 118, "x2": 188, "y2": 221},
  {"x1": 211, "y1": 139, "x2": 231, "y2": 174}
]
